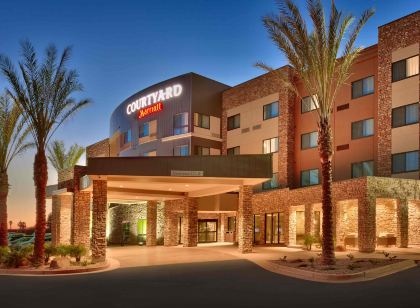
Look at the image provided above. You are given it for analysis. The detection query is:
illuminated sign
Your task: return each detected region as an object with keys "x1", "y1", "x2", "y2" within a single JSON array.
[
  {"x1": 126, "y1": 84, "x2": 182, "y2": 115},
  {"x1": 138, "y1": 102, "x2": 163, "y2": 119}
]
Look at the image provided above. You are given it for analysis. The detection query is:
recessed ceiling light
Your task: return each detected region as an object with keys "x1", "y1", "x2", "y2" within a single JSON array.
[
  {"x1": 185, "y1": 184, "x2": 189, "y2": 187},
  {"x1": 168, "y1": 188, "x2": 172, "y2": 191},
  {"x1": 119, "y1": 185, "x2": 123, "y2": 188}
]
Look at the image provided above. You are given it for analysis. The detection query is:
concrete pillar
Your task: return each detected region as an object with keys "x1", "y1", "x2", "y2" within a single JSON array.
[
  {"x1": 163, "y1": 201, "x2": 178, "y2": 246},
  {"x1": 183, "y1": 197, "x2": 198, "y2": 247},
  {"x1": 358, "y1": 195, "x2": 376, "y2": 253},
  {"x1": 397, "y1": 198, "x2": 409, "y2": 248},
  {"x1": 146, "y1": 201, "x2": 157, "y2": 246},
  {"x1": 72, "y1": 190, "x2": 91, "y2": 248},
  {"x1": 51, "y1": 193, "x2": 73, "y2": 246},
  {"x1": 91, "y1": 180, "x2": 107, "y2": 262},
  {"x1": 238, "y1": 185, "x2": 253, "y2": 253}
]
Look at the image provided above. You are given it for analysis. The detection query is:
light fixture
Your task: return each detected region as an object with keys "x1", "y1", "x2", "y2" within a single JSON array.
[{"x1": 185, "y1": 184, "x2": 189, "y2": 187}]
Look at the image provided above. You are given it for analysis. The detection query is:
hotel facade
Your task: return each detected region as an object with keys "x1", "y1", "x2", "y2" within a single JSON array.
[{"x1": 50, "y1": 11, "x2": 420, "y2": 261}]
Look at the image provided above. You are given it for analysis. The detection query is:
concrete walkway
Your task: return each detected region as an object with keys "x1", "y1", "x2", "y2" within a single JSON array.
[{"x1": 108, "y1": 243, "x2": 420, "y2": 270}]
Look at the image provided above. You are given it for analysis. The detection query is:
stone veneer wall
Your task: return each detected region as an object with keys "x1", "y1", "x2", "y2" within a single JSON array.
[
  {"x1": 377, "y1": 11, "x2": 420, "y2": 177},
  {"x1": 222, "y1": 67, "x2": 295, "y2": 187},
  {"x1": 408, "y1": 201, "x2": 420, "y2": 245},
  {"x1": 51, "y1": 194, "x2": 73, "y2": 246},
  {"x1": 86, "y1": 138, "x2": 110, "y2": 158},
  {"x1": 108, "y1": 202, "x2": 165, "y2": 245},
  {"x1": 376, "y1": 198, "x2": 398, "y2": 237}
]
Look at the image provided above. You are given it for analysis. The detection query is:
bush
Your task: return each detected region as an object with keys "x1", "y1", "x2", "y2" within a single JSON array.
[
  {"x1": 304, "y1": 234, "x2": 316, "y2": 251},
  {"x1": 0, "y1": 247, "x2": 10, "y2": 264},
  {"x1": 68, "y1": 245, "x2": 87, "y2": 262},
  {"x1": 44, "y1": 243, "x2": 57, "y2": 264},
  {"x1": 4, "y1": 245, "x2": 33, "y2": 268},
  {"x1": 55, "y1": 244, "x2": 71, "y2": 257}
]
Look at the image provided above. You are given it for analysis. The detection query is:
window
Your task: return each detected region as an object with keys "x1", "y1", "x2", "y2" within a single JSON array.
[
  {"x1": 392, "y1": 55, "x2": 419, "y2": 82},
  {"x1": 194, "y1": 113, "x2": 210, "y2": 129},
  {"x1": 392, "y1": 151, "x2": 419, "y2": 174},
  {"x1": 174, "y1": 112, "x2": 189, "y2": 135},
  {"x1": 143, "y1": 150, "x2": 156, "y2": 157},
  {"x1": 139, "y1": 122, "x2": 150, "y2": 138},
  {"x1": 227, "y1": 114, "x2": 240, "y2": 130},
  {"x1": 227, "y1": 146, "x2": 240, "y2": 155},
  {"x1": 263, "y1": 137, "x2": 279, "y2": 154},
  {"x1": 351, "y1": 76, "x2": 374, "y2": 99},
  {"x1": 263, "y1": 102, "x2": 279, "y2": 120},
  {"x1": 227, "y1": 217, "x2": 236, "y2": 232},
  {"x1": 352, "y1": 160, "x2": 374, "y2": 178},
  {"x1": 301, "y1": 96, "x2": 318, "y2": 113},
  {"x1": 301, "y1": 169, "x2": 319, "y2": 187},
  {"x1": 301, "y1": 131, "x2": 318, "y2": 149},
  {"x1": 174, "y1": 144, "x2": 189, "y2": 156},
  {"x1": 194, "y1": 146, "x2": 210, "y2": 156},
  {"x1": 120, "y1": 130, "x2": 132, "y2": 147},
  {"x1": 262, "y1": 173, "x2": 279, "y2": 190},
  {"x1": 352, "y1": 118, "x2": 374, "y2": 139},
  {"x1": 392, "y1": 103, "x2": 419, "y2": 128}
]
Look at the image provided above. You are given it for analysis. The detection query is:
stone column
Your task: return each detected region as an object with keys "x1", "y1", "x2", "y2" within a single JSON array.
[
  {"x1": 183, "y1": 197, "x2": 198, "y2": 247},
  {"x1": 146, "y1": 201, "x2": 157, "y2": 246},
  {"x1": 358, "y1": 195, "x2": 376, "y2": 253},
  {"x1": 72, "y1": 190, "x2": 91, "y2": 248},
  {"x1": 238, "y1": 185, "x2": 253, "y2": 253},
  {"x1": 91, "y1": 180, "x2": 107, "y2": 262},
  {"x1": 397, "y1": 198, "x2": 409, "y2": 248},
  {"x1": 304, "y1": 204, "x2": 313, "y2": 236},
  {"x1": 164, "y1": 201, "x2": 179, "y2": 246},
  {"x1": 51, "y1": 193, "x2": 73, "y2": 246},
  {"x1": 219, "y1": 213, "x2": 226, "y2": 242}
]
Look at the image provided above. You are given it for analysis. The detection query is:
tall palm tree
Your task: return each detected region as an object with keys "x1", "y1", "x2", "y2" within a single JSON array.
[
  {"x1": 47, "y1": 140, "x2": 85, "y2": 172},
  {"x1": 0, "y1": 94, "x2": 33, "y2": 247},
  {"x1": 0, "y1": 41, "x2": 90, "y2": 264},
  {"x1": 259, "y1": 0, "x2": 373, "y2": 264}
]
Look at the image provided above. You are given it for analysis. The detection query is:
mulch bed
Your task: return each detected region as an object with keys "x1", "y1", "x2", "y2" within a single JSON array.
[{"x1": 271, "y1": 258, "x2": 402, "y2": 274}]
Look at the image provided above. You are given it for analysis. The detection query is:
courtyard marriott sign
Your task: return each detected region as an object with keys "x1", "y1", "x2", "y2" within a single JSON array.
[{"x1": 126, "y1": 84, "x2": 183, "y2": 115}]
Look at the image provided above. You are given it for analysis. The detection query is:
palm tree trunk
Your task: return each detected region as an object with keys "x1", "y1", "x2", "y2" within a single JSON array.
[
  {"x1": 33, "y1": 148, "x2": 48, "y2": 265},
  {"x1": 0, "y1": 170, "x2": 8, "y2": 247},
  {"x1": 318, "y1": 118, "x2": 335, "y2": 265}
]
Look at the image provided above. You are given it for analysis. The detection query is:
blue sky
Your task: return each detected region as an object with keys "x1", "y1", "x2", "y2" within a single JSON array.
[{"x1": 0, "y1": 0, "x2": 419, "y2": 226}]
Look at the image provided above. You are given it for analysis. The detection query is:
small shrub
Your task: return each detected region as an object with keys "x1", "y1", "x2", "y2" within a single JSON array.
[
  {"x1": 81, "y1": 260, "x2": 89, "y2": 267},
  {"x1": 4, "y1": 246, "x2": 33, "y2": 268},
  {"x1": 290, "y1": 258, "x2": 304, "y2": 263},
  {"x1": 382, "y1": 251, "x2": 397, "y2": 261},
  {"x1": 308, "y1": 257, "x2": 315, "y2": 267},
  {"x1": 56, "y1": 245, "x2": 71, "y2": 257},
  {"x1": 304, "y1": 235, "x2": 316, "y2": 251},
  {"x1": 0, "y1": 247, "x2": 10, "y2": 265},
  {"x1": 347, "y1": 263, "x2": 361, "y2": 271},
  {"x1": 44, "y1": 243, "x2": 57, "y2": 264},
  {"x1": 69, "y1": 245, "x2": 87, "y2": 262},
  {"x1": 346, "y1": 253, "x2": 354, "y2": 261},
  {"x1": 298, "y1": 263, "x2": 308, "y2": 268},
  {"x1": 280, "y1": 256, "x2": 287, "y2": 262}
]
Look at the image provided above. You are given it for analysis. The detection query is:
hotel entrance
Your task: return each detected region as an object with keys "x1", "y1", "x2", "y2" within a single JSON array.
[{"x1": 198, "y1": 220, "x2": 218, "y2": 243}]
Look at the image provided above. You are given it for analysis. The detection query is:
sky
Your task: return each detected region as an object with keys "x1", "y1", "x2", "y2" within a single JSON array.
[{"x1": 0, "y1": 0, "x2": 419, "y2": 227}]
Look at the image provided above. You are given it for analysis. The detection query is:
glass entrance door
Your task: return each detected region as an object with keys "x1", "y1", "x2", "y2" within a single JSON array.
[
  {"x1": 265, "y1": 213, "x2": 285, "y2": 244},
  {"x1": 198, "y1": 220, "x2": 218, "y2": 243}
]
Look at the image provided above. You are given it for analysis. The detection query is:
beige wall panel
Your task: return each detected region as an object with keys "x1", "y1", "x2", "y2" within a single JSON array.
[
  {"x1": 392, "y1": 77, "x2": 419, "y2": 108},
  {"x1": 391, "y1": 124, "x2": 419, "y2": 153},
  {"x1": 391, "y1": 43, "x2": 419, "y2": 62}
]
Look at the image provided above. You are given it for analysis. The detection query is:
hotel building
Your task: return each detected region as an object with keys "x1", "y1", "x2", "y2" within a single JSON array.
[{"x1": 50, "y1": 11, "x2": 420, "y2": 261}]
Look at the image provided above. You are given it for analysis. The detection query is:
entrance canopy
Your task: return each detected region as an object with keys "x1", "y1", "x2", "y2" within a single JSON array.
[{"x1": 81, "y1": 155, "x2": 272, "y2": 202}]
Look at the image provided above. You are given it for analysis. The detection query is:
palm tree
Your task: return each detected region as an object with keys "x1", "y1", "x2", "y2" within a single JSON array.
[
  {"x1": 259, "y1": 0, "x2": 373, "y2": 264},
  {"x1": 0, "y1": 41, "x2": 90, "y2": 264},
  {"x1": 0, "y1": 94, "x2": 33, "y2": 246},
  {"x1": 47, "y1": 140, "x2": 85, "y2": 172}
]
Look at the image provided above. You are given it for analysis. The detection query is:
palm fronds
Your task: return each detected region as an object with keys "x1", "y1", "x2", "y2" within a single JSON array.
[{"x1": 47, "y1": 140, "x2": 85, "y2": 172}]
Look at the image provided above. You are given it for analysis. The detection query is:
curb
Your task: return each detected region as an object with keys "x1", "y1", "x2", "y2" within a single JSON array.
[
  {"x1": 0, "y1": 258, "x2": 120, "y2": 276},
  {"x1": 256, "y1": 259, "x2": 417, "y2": 283}
]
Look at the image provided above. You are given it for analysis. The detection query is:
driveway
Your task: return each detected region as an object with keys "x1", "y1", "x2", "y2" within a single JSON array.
[{"x1": 1, "y1": 258, "x2": 420, "y2": 308}]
